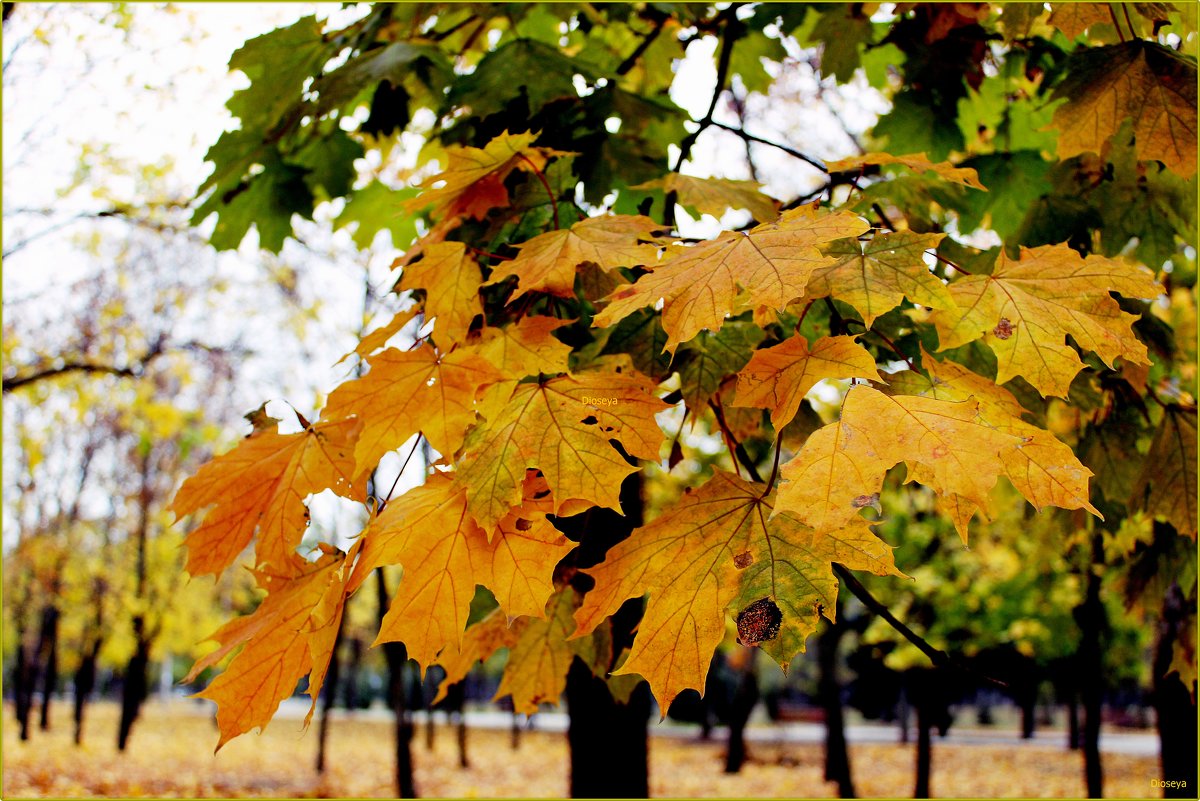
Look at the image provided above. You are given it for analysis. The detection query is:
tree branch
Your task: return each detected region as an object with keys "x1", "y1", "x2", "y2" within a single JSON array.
[
  {"x1": 615, "y1": 12, "x2": 667, "y2": 76},
  {"x1": 709, "y1": 120, "x2": 828, "y2": 175},
  {"x1": 4, "y1": 336, "x2": 168, "y2": 393},
  {"x1": 833, "y1": 563, "x2": 1008, "y2": 690}
]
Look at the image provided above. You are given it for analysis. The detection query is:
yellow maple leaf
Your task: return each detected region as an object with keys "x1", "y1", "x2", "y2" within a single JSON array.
[
  {"x1": 572, "y1": 470, "x2": 901, "y2": 711},
  {"x1": 931, "y1": 244, "x2": 1162, "y2": 397},
  {"x1": 887, "y1": 352, "x2": 1101, "y2": 541},
  {"x1": 405, "y1": 130, "x2": 554, "y2": 222},
  {"x1": 775, "y1": 385, "x2": 1099, "y2": 536},
  {"x1": 172, "y1": 416, "x2": 362, "y2": 577},
  {"x1": 632, "y1": 174, "x2": 780, "y2": 222},
  {"x1": 455, "y1": 369, "x2": 668, "y2": 529},
  {"x1": 323, "y1": 344, "x2": 500, "y2": 480},
  {"x1": 434, "y1": 586, "x2": 602, "y2": 714},
  {"x1": 1051, "y1": 41, "x2": 1197, "y2": 175},
  {"x1": 806, "y1": 231, "x2": 956, "y2": 326},
  {"x1": 398, "y1": 242, "x2": 483, "y2": 344},
  {"x1": 347, "y1": 472, "x2": 573, "y2": 668},
  {"x1": 824, "y1": 152, "x2": 987, "y2": 190},
  {"x1": 485, "y1": 215, "x2": 663, "y2": 299},
  {"x1": 336, "y1": 306, "x2": 419, "y2": 365},
  {"x1": 469, "y1": 316, "x2": 573, "y2": 378},
  {"x1": 594, "y1": 205, "x2": 869, "y2": 353},
  {"x1": 732, "y1": 335, "x2": 883, "y2": 430},
  {"x1": 184, "y1": 549, "x2": 353, "y2": 750}
]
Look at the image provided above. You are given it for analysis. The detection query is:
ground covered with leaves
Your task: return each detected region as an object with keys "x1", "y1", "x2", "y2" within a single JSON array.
[{"x1": 3, "y1": 702, "x2": 1162, "y2": 798}]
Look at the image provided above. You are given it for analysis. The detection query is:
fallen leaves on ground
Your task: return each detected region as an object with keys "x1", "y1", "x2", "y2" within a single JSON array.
[{"x1": 2, "y1": 701, "x2": 1162, "y2": 798}]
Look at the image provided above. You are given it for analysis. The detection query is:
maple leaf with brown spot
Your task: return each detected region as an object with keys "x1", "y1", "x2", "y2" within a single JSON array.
[
  {"x1": 805, "y1": 231, "x2": 957, "y2": 326},
  {"x1": 1051, "y1": 41, "x2": 1197, "y2": 176},
  {"x1": 322, "y1": 344, "x2": 501, "y2": 479},
  {"x1": 825, "y1": 152, "x2": 987, "y2": 190},
  {"x1": 930, "y1": 244, "x2": 1162, "y2": 397},
  {"x1": 346, "y1": 471, "x2": 573, "y2": 668},
  {"x1": 398, "y1": 242, "x2": 483, "y2": 344},
  {"x1": 172, "y1": 416, "x2": 362, "y2": 577},
  {"x1": 594, "y1": 205, "x2": 869, "y2": 353},
  {"x1": 184, "y1": 547, "x2": 355, "y2": 750},
  {"x1": 455, "y1": 369, "x2": 668, "y2": 529},
  {"x1": 484, "y1": 215, "x2": 663, "y2": 299},
  {"x1": 572, "y1": 470, "x2": 901, "y2": 711},
  {"x1": 632, "y1": 174, "x2": 780, "y2": 222},
  {"x1": 775, "y1": 385, "x2": 1099, "y2": 536},
  {"x1": 732, "y1": 335, "x2": 883, "y2": 430}
]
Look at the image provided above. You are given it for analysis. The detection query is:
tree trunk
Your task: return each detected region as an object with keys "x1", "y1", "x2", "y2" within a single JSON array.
[
  {"x1": 377, "y1": 568, "x2": 417, "y2": 798},
  {"x1": 456, "y1": 710, "x2": 469, "y2": 769},
  {"x1": 73, "y1": 640, "x2": 101, "y2": 746},
  {"x1": 315, "y1": 624, "x2": 342, "y2": 774},
  {"x1": 914, "y1": 697, "x2": 932, "y2": 799},
  {"x1": 723, "y1": 648, "x2": 758, "y2": 774},
  {"x1": 510, "y1": 710, "x2": 521, "y2": 750},
  {"x1": 566, "y1": 656, "x2": 651, "y2": 798},
  {"x1": 558, "y1": 473, "x2": 651, "y2": 798},
  {"x1": 37, "y1": 602, "x2": 59, "y2": 731},
  {"x1": 1067, "y1": 691, "x2": 1081, "y2": 751},
  {"x1": 14, "y1": 639, "x2": 34, "y2": 741},
  {"x1": 1019, "y1": 686, "x2": 1036, "y2": 740},
  {"x1": 117, "y1": 616, "x2": 150, "y2": 752},
  {"x1": 818, "y1": 615, "x2": 855, "y2": 797},
  {"x1": 1074, "y1": 532, "x2": 1107, "y2": 799},
  {"x1": 342, "y1": 636, "x2": 361, "y2": 710},
  {"x1": 1153, "y1": 583, "x2": 1197, "y2": 798}
]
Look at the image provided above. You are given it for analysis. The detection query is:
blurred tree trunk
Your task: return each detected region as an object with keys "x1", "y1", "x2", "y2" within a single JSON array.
[
  {"x1": 14, "y1": 638, "x2": 34, "y2": 740},
  {"x1": 1074, "y1": 533, "x2": 1107, "y2": 799},
  {"x1": 724, "y1": 647, "x2": 758, "y2": 774},
  {"x1": 315, "y1": 623, "x2": 343, "y2": 774},
  {"x1": 376, "y1": 568, "x2": 417, "y2": 798},
  {"x1": 117, "y1": 450, "x2": 154, "y2": 752},
  {"x1": 818, "y1": 611, "x2": 855, "y2": 797},
  {"x1": 342, "y1": 636, "x2": 361, "y2": 710},
  {"x1": 560, "y1": 473, "x2": 651, "y2": 798},
  {"x1": 1153, "y1": 583, "x2": 1197, "y2": 798},
  {"x1": 37, "y1": 595, "x2": 60, "y2": 731},
  {"x1": 73, "y1": 633, "x2": 102, "y2": 745},
  {"x1": 1067, "y1": 692, "x2": 1081, "y2": 750}
]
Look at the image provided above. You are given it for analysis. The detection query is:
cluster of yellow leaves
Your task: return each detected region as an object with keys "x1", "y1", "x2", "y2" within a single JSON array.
[{"x1": 174, "y1": 126, "x2": 1171, "y2": 749}]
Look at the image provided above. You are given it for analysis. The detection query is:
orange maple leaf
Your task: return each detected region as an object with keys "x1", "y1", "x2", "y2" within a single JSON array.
[
  {"x1": 455, "y1": 369, "x2": 668, "y2": 529},
  {"x1": 774, "y1": 385, "x2": 1100, "y2": 537},
  {"x1": 184, "y1": 547, "x2": 355, "y2": 750},
  {"x1": 398, "y1": 242, "x2": 483, "y2": 344},
  {"x1": 573, "y1": 470, "x2": 902, "y2": 711},
  {"x1": 172, "y1": 416, "x2": 362, "y2": 577},
  {"x1": 593, "y1": 205, "x2": 869, "y2": 353},
  {"x1": 931, "y1": 244, "x2": 1162, "y2": 397},
  {"x1": 346, "y1": 471, "x2": 573, "y2": 668},
  {"x1": 732, "y1": 335, "x2": 883, "y2": 430},
  {"x1": 485, "y1": 214, "x2": 663, "y2": 299},
  {"x1": 825, "y1": 152, "x2": 987, "y2": 190},
  {"x1": 322, "y1": 344, "x2": 500, "y2": 480}
]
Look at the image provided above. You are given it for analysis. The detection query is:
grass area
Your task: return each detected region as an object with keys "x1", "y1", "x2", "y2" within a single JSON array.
[{"x1": 3, "y1": 701, "x2": 1162, "y2": 798}]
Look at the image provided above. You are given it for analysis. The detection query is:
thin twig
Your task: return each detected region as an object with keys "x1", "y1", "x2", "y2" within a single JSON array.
[
  {"x1": 764, "y1": 433, "x2": 783, "y2": 495},
  {"x1": 377, "y1": 435, "x2": 425, "y2": 513},
  {"x1": 708, "y1": 399, "x2": 764, "y2": 482},
  {"x1": 926, "y1": 249, "x2": 973, "y2": 276},
  {"x1": 709, "y1": 120, "x2": 828, "y2": 174},
  {"x1": 615, "y1": 14, "x2": 666, "y2": 76}
]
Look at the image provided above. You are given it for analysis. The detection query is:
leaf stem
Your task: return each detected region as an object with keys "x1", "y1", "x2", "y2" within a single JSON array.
[
  {"x1": 518, "y1": 153, "x2": 560, "y2": 230},
  {"x1": 708, "y1": 399, "x2": 764, "y2": 482},
  {"x1": 794, "y1": 299, "x2": 815, "y2": 333},
  {"x1": 764, "y1": 433, "x2": 783, "y2": 495}
]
